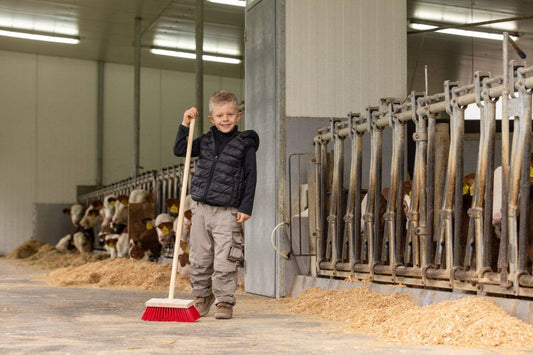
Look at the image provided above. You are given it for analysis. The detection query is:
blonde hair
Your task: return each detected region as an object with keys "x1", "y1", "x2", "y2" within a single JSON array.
[{"x1": 209, "y1": 90, "x2": 239, "y2": 113}]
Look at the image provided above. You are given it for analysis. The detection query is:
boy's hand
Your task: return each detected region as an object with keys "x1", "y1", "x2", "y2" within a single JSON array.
[
  {"x1": 236, "y1": 212, "x2": 250, "y2": 224},
  {"x1": 182, "y1": 107, "x2": 198, "y2": 127}
]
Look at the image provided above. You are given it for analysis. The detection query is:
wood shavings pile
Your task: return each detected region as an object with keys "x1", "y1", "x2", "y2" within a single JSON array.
[
  {"x1": 281, "y1": 287, "x2": 533, "y2": 349},
  {"x1": 5, "y1": 240, "x2": 47, "y2": 259},
  {"x1": 47, "y1": 258, "x2": 191, "y2": 291},
  {"x1": 22, "y1": 243, "x2": 107, "y2": 269}
]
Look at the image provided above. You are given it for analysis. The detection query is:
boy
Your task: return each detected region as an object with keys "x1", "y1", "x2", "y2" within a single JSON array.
[{"x1": 173, "y1": 90, "x2": 259, "y2": 319}]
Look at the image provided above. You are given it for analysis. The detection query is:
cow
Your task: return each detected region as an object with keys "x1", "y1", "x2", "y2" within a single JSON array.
[
  {"x1": 129, "y1": 227, "x2": 162, "y2": 262},
  {"x1": 56, "y1": 203, "x2": 86, "y2": 252},
  {"x1": 111, "y1": 189, "x2": 153, "y2": 258},
  {"x1": 100, "y1": 195, "x2": 116, "y2": 229},
  {"x1": 71, "y1": 200, "x2": 104, "y2": 253}
]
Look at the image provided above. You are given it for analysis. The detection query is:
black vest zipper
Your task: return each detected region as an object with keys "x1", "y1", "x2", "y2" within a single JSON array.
[{"x1": 203, "y1": 135, "x2": 219, "y2": 201}]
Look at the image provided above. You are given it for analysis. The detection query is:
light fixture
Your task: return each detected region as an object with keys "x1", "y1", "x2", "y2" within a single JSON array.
[
  {"x1": 151, "y1": 48, "x2": 242, "y2": 64},
  {"x1": 410, "y1": 23, "x2": 518, "y2": 41},
  {"x1": 0, "y1": 28, "x2": 79, "y2": 44},
  {"x1": 207, "y1": 0, "x2": 246, "y2": 7}
]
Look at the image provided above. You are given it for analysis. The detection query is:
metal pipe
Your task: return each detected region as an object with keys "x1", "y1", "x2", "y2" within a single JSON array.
[
  {"x1": 314, "y1": 73, "x2": 533, "y2": 142},
  {"x1": 195, "y1": 0, "x2": 204, "y2": 136},
  {"x1": 133, "y1": 17, "x2": 141, "y2": 178},
  {"x1": 97, "y1": 61, "x2": 104, "y2": 187}
]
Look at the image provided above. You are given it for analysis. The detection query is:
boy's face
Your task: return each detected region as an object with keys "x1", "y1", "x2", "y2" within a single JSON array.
[{"x1": 208, "y1": 102, "x2": 242, "y2": 133}]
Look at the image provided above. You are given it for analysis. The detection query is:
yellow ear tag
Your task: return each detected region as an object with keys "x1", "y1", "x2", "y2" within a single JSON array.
[
  {"x1": 469, "y1": 183, "x2": 475, "y2": 196},
  {"x1": 110, "y1": 201, "x2": 115, "y2": 206},
  {"x1": 530, "y1": 166, "x2": 533, "y2": 178},
  {"x1": 185, "y1": 247, "x2": 189, "y2": 253},
  {"x1": 409, "y1": 190, "x2": 412, "y2": 198},
  {"x1": 161, "y1": 226, "x2": 169, "y2": 234},
  {"x1": 146, "y1": 222, "x2": 153, "y2": 230},
  {"x1": 170, "y1": 205, "x2": 178, "y2": 213},
  {"x1": 463, "y1": 184, "x2": 469, "y2": 195},
  {"x1": 108, "y1": 241, "x2": 116, "y2": 248}
]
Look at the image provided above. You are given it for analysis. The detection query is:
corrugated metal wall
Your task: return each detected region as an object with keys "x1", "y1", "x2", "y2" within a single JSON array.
[
  {"x1": 286, "y1": 0, "x2": 406, "y2": 116},
  {"x1": 0, "y1": 50, "x2": 243, "y2": 255}
]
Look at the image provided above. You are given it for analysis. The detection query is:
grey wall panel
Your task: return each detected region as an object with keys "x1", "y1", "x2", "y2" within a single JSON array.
[
  {"x1": 244, "y1": 0, "x2": 278, "y2": 298},
  {"x1": 33, "y1": 203, "x2": 75, "y2": 246},
  {"x1": 0, "y1": 50, "x2": 36, "y2": 256},
  {"x1": 36, "y1": 56, "x2": 98, "y2": 202}
]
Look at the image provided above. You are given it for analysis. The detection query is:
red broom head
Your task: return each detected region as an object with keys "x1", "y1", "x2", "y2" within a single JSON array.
[{"x1": 142, "y1": 306, "x2": 200, "y2": 322}]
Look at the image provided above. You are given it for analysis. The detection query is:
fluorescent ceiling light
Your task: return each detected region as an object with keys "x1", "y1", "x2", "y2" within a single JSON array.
[
  {"x1": 151, "y1": 48, "x2": 241, "y2": 64},
  {"x1": 410, "y1": 23, "x2": 517, "y2": 41},
  {"x1": 208, "y1": 0, "x2": 246, "y2": 7},
  {"x1": 0, "y1": 29, "x2": 79, "y2": 44}
]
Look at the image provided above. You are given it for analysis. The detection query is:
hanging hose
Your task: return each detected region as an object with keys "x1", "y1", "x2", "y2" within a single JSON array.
[{"x1": 270, "y1": 222, "x2": 290, "y2": 259}]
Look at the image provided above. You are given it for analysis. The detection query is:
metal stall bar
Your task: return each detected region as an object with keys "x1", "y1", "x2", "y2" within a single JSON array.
[
  {"x1": 379, "y1": 99, "x2": 405, "y2": 279},
  {"x1": 321, "y1": 119, "x2": 345, "y2": 272},
  {"x1": 337, "y1": 113, "x2": 365, "y2": 273}
]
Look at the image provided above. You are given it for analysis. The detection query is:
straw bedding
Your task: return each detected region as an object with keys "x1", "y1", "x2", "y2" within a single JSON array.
[
  {"x1": 47, "y1": 258, "x2": 190, "y2": 291},
  {"x1": 281, "y1": 287, "x2": 533, "y2": 349}
]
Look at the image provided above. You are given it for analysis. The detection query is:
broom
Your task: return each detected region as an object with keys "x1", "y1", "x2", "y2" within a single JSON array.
[{"x1": 142, "y1": 116, "x2": 200, "y2": 322}]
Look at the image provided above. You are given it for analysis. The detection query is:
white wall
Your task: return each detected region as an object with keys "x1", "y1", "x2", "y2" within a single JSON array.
[
  {"x1": 0, "y1": 50, "x2": 243, "y2": 255},
  {"x1": 286, "y1": 0, "x2": 406, "y2": 116},
  {"x1": 103, "y1": 63, "x2": 244, "y2": 184}
]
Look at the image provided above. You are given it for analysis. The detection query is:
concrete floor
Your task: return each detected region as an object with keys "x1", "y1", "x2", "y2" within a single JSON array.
[{"x1": 0, "y1": 259, "x2": 520, "y2": 355}]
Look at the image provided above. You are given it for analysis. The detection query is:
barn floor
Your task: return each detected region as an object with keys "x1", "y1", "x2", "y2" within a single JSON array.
[{"x1": 0, "y1": 259, "x2": 513, "y2": 354}]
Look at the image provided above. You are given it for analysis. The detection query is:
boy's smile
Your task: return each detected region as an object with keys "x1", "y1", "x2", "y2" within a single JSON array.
[{"x1": 209, "y1": 103, "x2": 242, "y2": 133}]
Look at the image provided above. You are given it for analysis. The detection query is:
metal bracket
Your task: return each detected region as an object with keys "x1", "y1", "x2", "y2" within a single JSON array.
[
  {"x1": 474, "y1": 71, "x2": 490, "y2": 108},
  {"x1": 412, "y1": 131, "x2": 427, "y2": 142},
  {"x1": 509, "y1": 60, "x2": 524, "y2": 98},
  {"x1": 444, "y1": 80, "x2": 459, "y2": 116}
]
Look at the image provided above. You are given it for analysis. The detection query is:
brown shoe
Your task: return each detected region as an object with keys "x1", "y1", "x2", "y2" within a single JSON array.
[
  {"x1": 214, "y1": 302, "x2": 233, "y2": 319},
  {"x1": 194, "y1": 294, "x2": 215, "y2": 317}
]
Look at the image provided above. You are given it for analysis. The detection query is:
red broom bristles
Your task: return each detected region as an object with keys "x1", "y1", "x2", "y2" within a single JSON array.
[{"x1": 142, "y1": 306, "x2": 200, "y2": 322}]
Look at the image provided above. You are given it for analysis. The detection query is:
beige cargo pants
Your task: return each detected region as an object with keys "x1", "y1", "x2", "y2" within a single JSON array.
[{"x1": 189, "y1": 201, "x2": 244, "y2": 306}]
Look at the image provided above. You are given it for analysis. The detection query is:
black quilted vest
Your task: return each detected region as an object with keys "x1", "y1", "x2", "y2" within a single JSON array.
[{"x1": 191, "y1": 127, "x2": 259, "y2": 207}]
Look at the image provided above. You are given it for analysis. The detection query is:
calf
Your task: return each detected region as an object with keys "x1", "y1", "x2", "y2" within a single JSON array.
[
  {"x1": 100, "y1": 195, "x2": 116, "y2": 229},
  {"x1": 129, "y1": 228, "x2": 161, "y2": 262},
  {"x1": 56, "y1": 203, "x2": 86, "y2": 252},
  {"x1": 155, "y1": 213, "x2": 175, "y2": 247}
]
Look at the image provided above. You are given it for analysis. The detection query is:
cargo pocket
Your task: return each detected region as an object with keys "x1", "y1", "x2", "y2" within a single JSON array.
[{"x1": 227, "y1": 229, "x2": 244, "y2": 265}]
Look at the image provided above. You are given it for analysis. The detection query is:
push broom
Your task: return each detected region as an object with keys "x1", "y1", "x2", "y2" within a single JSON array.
[{"x1": 142, "y1": 116, "x2": 200, "y2": 322}]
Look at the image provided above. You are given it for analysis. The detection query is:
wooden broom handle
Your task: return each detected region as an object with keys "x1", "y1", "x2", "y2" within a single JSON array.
[{"x1": 169, "y1": 117, "x2": 195, "y2": 299}]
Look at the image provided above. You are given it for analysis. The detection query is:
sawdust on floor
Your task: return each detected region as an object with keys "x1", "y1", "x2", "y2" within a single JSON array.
[{"x1": 279, "y1": 287, "x2": 533, "y2": 350}]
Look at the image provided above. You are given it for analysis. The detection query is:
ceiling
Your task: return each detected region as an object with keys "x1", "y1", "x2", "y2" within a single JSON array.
[
  {"x1": 0, "y1": 1, "x2": 532, "y2": 83},
  {"x1": 407, "y1": 0, "x2": 533, "y2": 93},
  {"x1": 0, "y1": 0, "x2": 245, "y2": 77}
]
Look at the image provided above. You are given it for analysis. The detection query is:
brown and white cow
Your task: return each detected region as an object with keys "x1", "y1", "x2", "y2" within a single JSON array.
[
  {"x1": 129, "y1": 227, "x2": 161, "y2": 262},
  {"x1": 56, "y1": 204, "x2": 86, "y2": 252}
]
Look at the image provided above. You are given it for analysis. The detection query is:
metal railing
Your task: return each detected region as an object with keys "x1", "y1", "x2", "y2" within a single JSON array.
[{"x1": 310, "y1": 40, "x2": 533, "y2": 298}]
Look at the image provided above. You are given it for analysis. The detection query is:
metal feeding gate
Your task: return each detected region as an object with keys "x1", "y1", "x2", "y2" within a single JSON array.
[{"x1": 308, "y1": 45, "x2": 533, "y2": 298}]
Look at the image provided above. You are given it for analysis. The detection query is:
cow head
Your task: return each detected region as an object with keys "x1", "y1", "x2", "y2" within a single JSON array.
[
  {"x1": 79, "y1": 200, "x2": 103, "y2": 229},
  {"x1": 129, "y1": 238, "x2": 145, "y2": 260},
  {"x1": 111, "y1": 195, "x2": 129, "y2": 226}
]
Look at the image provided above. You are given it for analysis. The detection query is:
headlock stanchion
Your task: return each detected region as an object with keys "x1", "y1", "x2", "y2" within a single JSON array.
[{"x1": 309, "y1": 37, "x2": 533, "y2": 297}]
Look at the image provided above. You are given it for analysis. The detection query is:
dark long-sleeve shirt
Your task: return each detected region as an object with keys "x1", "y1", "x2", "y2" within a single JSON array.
[{"x1": 173, "y1": 124, "x2": 257, "y2": 216}]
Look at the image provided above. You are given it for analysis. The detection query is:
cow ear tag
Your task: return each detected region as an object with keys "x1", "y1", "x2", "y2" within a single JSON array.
[
  {"x1": 530, "y1": 166, "x2": 533, "y2": 178},
  {"x1": 110, "y1": 200, "x2": 115, "y2": 206},
  {"x1": 469, "y1": 183, "x2": 475, "y2": 197},
  {"x1": 146, "y1": 222, "x2": 153, "y2": 230},
  {"x1": 161, "y1": 226, "x2": 169, "y2": 234},
  {"x1": 170, "y1": 205, "x2": 178, "y2": 213},
  {"x1": 463, "y1": 184, "x2": 469, "y2": 195}
]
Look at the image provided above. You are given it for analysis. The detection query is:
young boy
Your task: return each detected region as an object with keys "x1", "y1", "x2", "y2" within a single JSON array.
[{"x1": 173, "y1": 90, "x2": 259, "y2": 319}]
